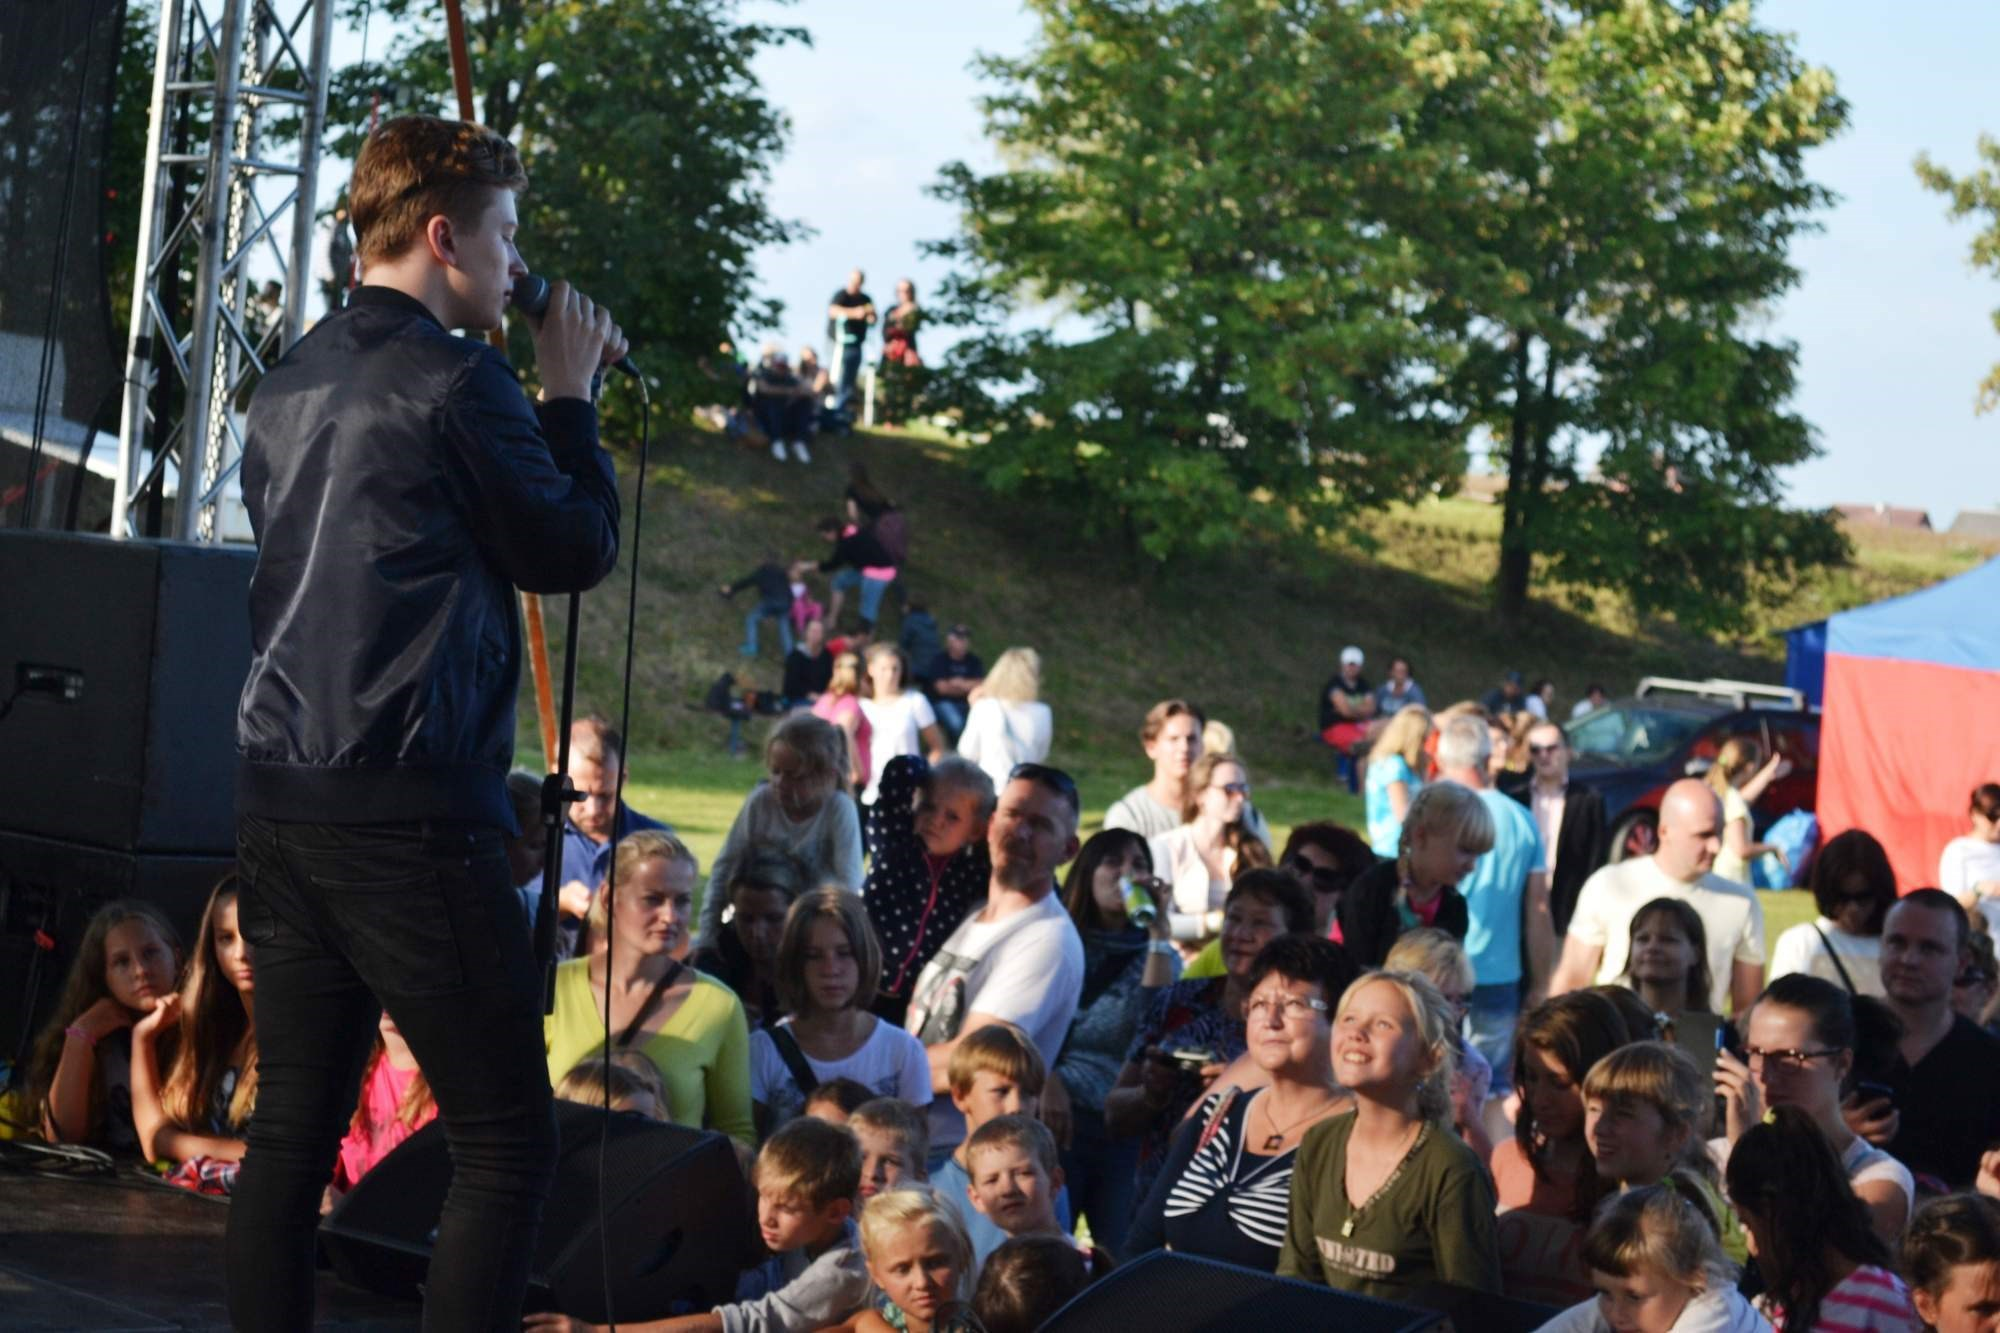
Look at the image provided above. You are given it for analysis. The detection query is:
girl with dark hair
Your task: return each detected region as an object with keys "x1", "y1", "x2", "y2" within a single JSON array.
[
  {"x1": 1278, "y1": 821, "x2": 1377, "y2": 938},
  {"x1": 1622, "y1": 898, "x2": 1715, "y2": 1024},
  {"x1": 1941, "y1": 783, "x2": 2000, "y2": 935},
  {"x1": 1493, "y1": 991, "x2": 1634, "y2": 1304},
  {"x1": 1129, "y1": 935, "x2": 1356, "y2": 1271},
  {"x1": 1902, "y1": 1193, "x2": 2000, "y2": 1333},
  {"x1": 690, "y1": 840, "x2": 813, "y2": 1030},
  {"x1": 1044, "y1": 829, "x2": 1175, "y2": 1256},
  {"x1": 1771, "y1": 829, "x2": 1896, "y2": 996},
  {"x1": 22, "y1": 899, "x2": 182, "y2": 1148},
  {"x1": 1714, "y1": 974, "x2": 1914, "y2": 1245},
  {"x1": 1725, "y1": 1105, "x2": 1920, "y2": 1331},
  {"x1": 129, "y1": 875, "x2": 259, "y2": 1174}
]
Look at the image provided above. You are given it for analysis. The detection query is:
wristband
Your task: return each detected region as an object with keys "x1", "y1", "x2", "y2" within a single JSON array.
[
  {"x1": 64, "y1": 1023, "x2": 96, "y2": 1048},
  {"x1": 1146, "y1": 939, "x2": 1178, "y2": 957}
]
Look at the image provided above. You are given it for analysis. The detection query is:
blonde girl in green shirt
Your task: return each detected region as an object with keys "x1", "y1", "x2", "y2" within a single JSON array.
[
  {"x1": 544, "y1": 830, "x2": 755, "y2": 1144},
  {"x1": 1278, "y1": 969, "x2": 1501, "y2": 1303}
]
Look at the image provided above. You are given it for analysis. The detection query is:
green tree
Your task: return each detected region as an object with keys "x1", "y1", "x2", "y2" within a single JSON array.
[
  {"x1": 1398, "y1": 0, "x2": 1852, "y2": 628},
  {"x1": 1916, "y1": 135, "x2": 2000, "y2": 414},
  {"x1": 923, "y1": 0, "x2": 1470, "y2": 563},
  {"x1": 327, "y1": 0, "x2": 804, "y2": 427}
]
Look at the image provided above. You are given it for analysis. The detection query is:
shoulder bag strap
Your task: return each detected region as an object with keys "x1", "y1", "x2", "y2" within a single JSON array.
[
  {"x1": 769, "y1": 1024, "x2": 821, "y2": 1099},
  {"x1": 615, "y1": 960, "x2": 684, "y2": 1049},
  {"x1": 1811, "y1": 924, "x2": 1858, "y2": 995}
]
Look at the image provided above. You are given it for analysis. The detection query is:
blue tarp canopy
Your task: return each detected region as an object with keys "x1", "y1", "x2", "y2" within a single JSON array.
[
  {"x1": 1784, "y1": 619, "x2": 1826, "y2": 708},
  {"x1": 1826, "y1": 556, "x2": 2000, "y2": 669}
]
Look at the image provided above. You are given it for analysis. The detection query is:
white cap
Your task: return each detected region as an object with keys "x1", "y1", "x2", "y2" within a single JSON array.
[{"x1": 1340, "y1": 645, "x2": 1364, "y2": 667}]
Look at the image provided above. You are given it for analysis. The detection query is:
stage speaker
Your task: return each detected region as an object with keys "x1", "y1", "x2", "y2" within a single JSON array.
[
  {"x1": 0, "y1": 830, "x2": 231, "y2": 1066},
  {"x1": 0, "y1": 530, "x2": 253, "y2": 854},
  {"x1": 1039, "y1": 1251, "x2": 1448, "y2": 1333},
  {"x1": 321, "y1": 1099, "x2": 753, "y2": 1323}
]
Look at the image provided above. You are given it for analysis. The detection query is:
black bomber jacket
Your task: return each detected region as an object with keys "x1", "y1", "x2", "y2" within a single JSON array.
[{"x1": 236, "y1": 286, "x2": 619, "y2": 831}]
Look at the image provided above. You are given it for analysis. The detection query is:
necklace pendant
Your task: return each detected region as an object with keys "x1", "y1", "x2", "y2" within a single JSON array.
[
  {"x1": 1263, "y1": 1132, "x2": 1284, "y2": 1151},
  {"x1": 1341, "y1": 1217, "x2": 1355, "y2": 1238}
]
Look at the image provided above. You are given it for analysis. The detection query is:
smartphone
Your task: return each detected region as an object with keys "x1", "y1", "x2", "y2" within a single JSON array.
[
  {"x1": 1170, "y1": 1047, "x2": 1215, "y2": 1072},
  {"x1": 1852, "y1": 1079, "x2": 1896, "y2": 1109},
  {"x1": 1667, "y1": 1012, "x2": 1726, "y2": 1133}
]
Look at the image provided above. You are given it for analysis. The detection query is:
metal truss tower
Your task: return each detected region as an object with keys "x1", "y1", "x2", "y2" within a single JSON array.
[{"x1": 111, "y1": 0, "x2": 334, "y2": 542}]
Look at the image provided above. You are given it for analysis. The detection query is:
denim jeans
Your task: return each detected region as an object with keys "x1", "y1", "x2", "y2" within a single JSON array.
[
  {"x1": 753, "y1": 393, "x2": 812, "y2": 443},
  {"x1": 227, "y1": 815, "x2": 557, "y2": 1332},
  {"x1": 829, "y1": 567, "x2": 891, "y2": 627},
  {"x1": 933, "y1": 697, "x2": 969, "y2": 743},
  {"x1": 836, "y1": 342, "x2": 864, "y2": 411},
  {"x1": 1060, "y1": 1104, "x2": 1141, "y2": 1258},
  {"x1": 1466, "y1": 979, "x2": 1522, "y2": 1097},
  {"x1": 741, "y1": 596, "x2": 794, "y2": 657}
]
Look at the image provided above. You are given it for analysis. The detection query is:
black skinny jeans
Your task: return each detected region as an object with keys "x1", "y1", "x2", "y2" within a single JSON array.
[{"x1": 228, "y1": 815, "x2": 557, "y2": 1332}]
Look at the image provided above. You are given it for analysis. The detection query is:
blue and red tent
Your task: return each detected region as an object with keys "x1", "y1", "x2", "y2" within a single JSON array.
[{"x1": 1818, "y1": 556, "x2": 2000, "y2": 890}]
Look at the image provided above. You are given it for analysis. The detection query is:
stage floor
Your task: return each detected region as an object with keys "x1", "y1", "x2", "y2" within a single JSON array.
[{"x1": 0, "y1": 1166, "x2": 419, "y2": 1331}]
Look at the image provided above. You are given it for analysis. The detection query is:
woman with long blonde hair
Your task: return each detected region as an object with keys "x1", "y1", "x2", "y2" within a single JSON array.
[
  {"x1": 811, "y1": 648, "x2": 872, "y2": 791},
  {"x1": 957, "y1": 646, "x2": 1053, "y2": 791},
  {"x1": 1365, "y1": 706, "x2": 1432, "y2": 856},
  {"x1": 1707, "y1": 737, "x2": 1791, "y2": 886}
]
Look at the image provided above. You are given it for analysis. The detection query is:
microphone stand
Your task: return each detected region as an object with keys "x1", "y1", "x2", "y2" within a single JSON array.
[{"x1": 534, "y1": 589, "x2": 584, "y2": 1014}]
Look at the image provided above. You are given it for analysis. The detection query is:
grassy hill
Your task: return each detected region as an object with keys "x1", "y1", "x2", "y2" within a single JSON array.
[{"x1": 525, "y1": 418, "x2": 1994, "y2": 936}]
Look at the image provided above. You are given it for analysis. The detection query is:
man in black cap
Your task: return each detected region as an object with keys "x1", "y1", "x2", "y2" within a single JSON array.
[
  {"x1": 925, "y1": 623, "x2": 985, "y2": 743},
  {"x1": 1483, "y1": 668, "x2": 1528, "y2": 718}
]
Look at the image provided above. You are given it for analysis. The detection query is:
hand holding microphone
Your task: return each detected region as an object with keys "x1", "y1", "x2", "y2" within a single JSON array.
[{"x1": 511, "y1": 273, "x2": 634, "y2": 401}]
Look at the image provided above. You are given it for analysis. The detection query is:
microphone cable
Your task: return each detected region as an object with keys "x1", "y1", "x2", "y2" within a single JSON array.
[{"x1": 598, "y1": 367, "x2": 649, "y2": 1333}]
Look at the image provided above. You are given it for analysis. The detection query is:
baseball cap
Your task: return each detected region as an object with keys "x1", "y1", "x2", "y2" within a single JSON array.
[
  {"x1": 1340, "y1": 646, "x2": 1364, "y2": 667},
  {"x1": 947, "y1": 623, "x2": 972, "y2": 638}
]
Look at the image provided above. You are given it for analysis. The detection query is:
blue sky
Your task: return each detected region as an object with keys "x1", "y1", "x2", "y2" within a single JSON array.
[{"x1": 336, "y1": 1, "x2": 2000, "y2": 527}]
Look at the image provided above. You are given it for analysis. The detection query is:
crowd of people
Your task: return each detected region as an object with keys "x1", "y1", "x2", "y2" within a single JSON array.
[{"x1": 20, "y1": 677, "x2": 2000, "y2": 1332}]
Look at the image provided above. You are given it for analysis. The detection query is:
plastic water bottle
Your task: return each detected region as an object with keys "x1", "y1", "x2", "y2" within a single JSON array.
[{"x1": 1120, "y1": 876, "x2": 1157, "y2": 927}]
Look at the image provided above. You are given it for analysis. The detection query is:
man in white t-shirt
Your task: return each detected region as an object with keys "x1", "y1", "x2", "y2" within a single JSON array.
[
  {"x1": 1550, "y1": 779, "x2": 1766, "y2": 1014},
  {"x1": 905, "y1": 763, "x2": 1085, "y2": 1156}
]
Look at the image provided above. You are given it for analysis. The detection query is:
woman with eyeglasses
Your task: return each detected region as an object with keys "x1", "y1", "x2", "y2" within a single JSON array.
[
  {"x1": 1769, "y1": 830, "x2": 1895, "y2": 998},
  {"x1": 1713, "y1": 973, "x2": 1914, "y2": 1246},
  {"x1": 1127, "y1": 936, "x2": 1356, "y2": 1271},
  {"x1": 1148, "y1": 752, "x2": 1272, "y2": 960}
]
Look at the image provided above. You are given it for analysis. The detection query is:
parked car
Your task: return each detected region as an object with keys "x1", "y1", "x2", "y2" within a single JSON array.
[{"x1": 1562, "y1": 678, "x2": 1819, "y2": 865}]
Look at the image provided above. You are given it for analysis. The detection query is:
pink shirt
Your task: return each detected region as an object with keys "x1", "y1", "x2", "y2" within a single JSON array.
[
  {"x1": 333, "y1": 1058, "x2": 433, "y2": 1191},
  {"x1": 1768, "y1": 1265, "x2": 1920, "y2": 1332}
]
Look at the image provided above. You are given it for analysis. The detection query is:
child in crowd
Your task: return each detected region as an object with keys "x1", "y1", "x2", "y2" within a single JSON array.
[
  {"x1": 1493, "y1": 990, "x2": 1633, "y2": 1304},
  {"x1": 853, "y1": 1186, "x2": 980, "y2": 1333},
  {"x1": 750, "y1": 889, "x2": 931, "y2": 1136},
  {"x1": 927, "y1": 1023, "x2": 1072, "y2": 1262},
  {"x1": 972, "y1": 1235, "x2": 1095, "y2": 1333},
  {"x1": 965, "y1": 1115, "x2": 1110, "y2": 1274},
  {"x1": 852, "y1": 1097, "x2": 929, "y2": 1204},
  {"x1": 22, "y1": 899, "x2": 182, "y2": 1148},
  {"x1": 1620, "y1": 898, "x2": 1715, "y2": 1027},
  {"x1": 1902, "y1": 1193, "x2": 2000, "y2": 1333},
  {"x1": 555, "y1": 1051, "x2": 669, "y2": 1121},
  {"x1": 528, "y1": 1116, "x2": 870, "y2": 1333},
  {"x1": 1533, "y1": 1185, "x2": 1768, "y2": 1333},
  {"x1": 698, "y1": 715, "x2": 864, "y2": 954},
  {"x1": 129, "y1": 875, "x2": 258, "y2": 1185},
  {"x1": 1582, "y1": 1043, "x2": 1745, "y2": 1261},
  {"x1": 1383, "y1": 928, "x2": 1494, "y2": 1156},
  {"x1": 328, "y1": 1010, "x2": 435, "y2": 1202},
  {"x1": 804, "y1": 1078, "x2": 875, "y2": 1126},
  {"x1": 863, "y1": 755, "x2": 995, "y2": 1026},
  {"x1": 1725, "y1": 1106, "x2": 1922, "y2": 1332}
]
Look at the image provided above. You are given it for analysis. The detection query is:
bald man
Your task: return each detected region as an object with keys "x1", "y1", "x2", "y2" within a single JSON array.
[{"x1": 1549, "y1": 779, "x2": 1766, "y2": 1013}]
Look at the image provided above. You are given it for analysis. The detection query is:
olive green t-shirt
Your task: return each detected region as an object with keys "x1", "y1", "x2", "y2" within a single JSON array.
[{"x1": 1277, "y1": 1111, "x2": 1502, "y2": 1303}]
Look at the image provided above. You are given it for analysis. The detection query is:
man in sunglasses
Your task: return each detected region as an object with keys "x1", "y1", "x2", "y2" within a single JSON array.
[{"x1": 1502, "y1": 721, "x2": 1610, "y2": 937}]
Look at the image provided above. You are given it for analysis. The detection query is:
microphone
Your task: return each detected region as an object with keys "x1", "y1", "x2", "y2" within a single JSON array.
[{"x1": 511, "y1": 272, "x2": 638, "y2": 379}]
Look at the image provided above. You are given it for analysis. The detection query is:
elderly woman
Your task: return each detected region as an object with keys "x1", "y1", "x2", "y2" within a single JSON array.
[
  {"x1": 956, "y1": 647, "x2": 1053, "y2": 791},
  {"x1": 1336, "y1": 782, "x2": 1495, "y2": 967},
  {"x1": 1127, "y1": 935, "x2": 1357, "y2": 1272},
  {"x1": 1149, "y1": 752, "x2": 1273, "y2": 958},
  {"x1": 1102, "y1": 869, "x2": 1313, "y2": 1211}
]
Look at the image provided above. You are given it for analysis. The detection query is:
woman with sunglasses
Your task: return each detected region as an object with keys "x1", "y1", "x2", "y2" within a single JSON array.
[
  {"x1": 1769, "y1": 830, "x2": 1896, "y2": 998},
  {"x1": 1714, "y1": 973, "x2": 1914, "y2": 1246},
  {"x1": 1127, "y1": 936, "x2": 1356, "y2": 1271},
  {"x1": 1149, "y1": 752, "x2": 1272, "y2": 960}
]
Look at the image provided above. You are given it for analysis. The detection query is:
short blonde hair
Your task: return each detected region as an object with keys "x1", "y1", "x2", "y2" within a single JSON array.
[
  {"x1": 946, "y1": 1021, "x2": 1045, "y2": 1098},
  {"x1": 1400, "y1": 781, "x2": 1495, "y2": 862},
  {"x1": 774, "y1": 888, "x2": 881, "y2": 1017},
  {"x1": 1368, "y1": 705, "x2": 1432, "y2": 771},
  {"x1": 1334, "y1": 970, "x2": 1457, "y2": 1123},
  {"x1": 555, "y1": 1051, "x2": 667, "y2": 1119},
  {"x1": 768, "y1": 713, "x2": 849, "y2": 797},
  {"x1": 1582, "y1": 1042, "x2": 1711, "y2": 1170},
  {"x1": 1383, "y1": 927, "x2": 1474, "y2": 996},
  {"x1": 980, "y1": 648, "x2": 1042, "y2": 704},
  {"x1": 859, "y1": 1186, "x2": 973, "y2": 1293},
  {"x1": 1201, "y1": 719, "x2": 1236, "y2": 758},
  {"x1": 754, "y1": 1115, "x2": 862, "y2": 1209},
  {"x1": 587, "y1": 829, "x2": 698, "y2": 936}
]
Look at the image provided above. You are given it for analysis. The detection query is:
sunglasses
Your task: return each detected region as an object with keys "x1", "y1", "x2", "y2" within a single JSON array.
[
  {"x1": 1008, "y1": 762, "x2": 1080, "y2": 813},
  {"x1": 1528, "y1": 744, "x2": 1562, "y2": 757},
  {"x1": 1956, "y1": 971, "x2": 1996, "y2": 989},
  {"x1": 1214, "y1": 781, "x2": 1251, "y2": 796},
  {"x1": 1286, "y1": 856, "x2": 1348, "y2": 894}
]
